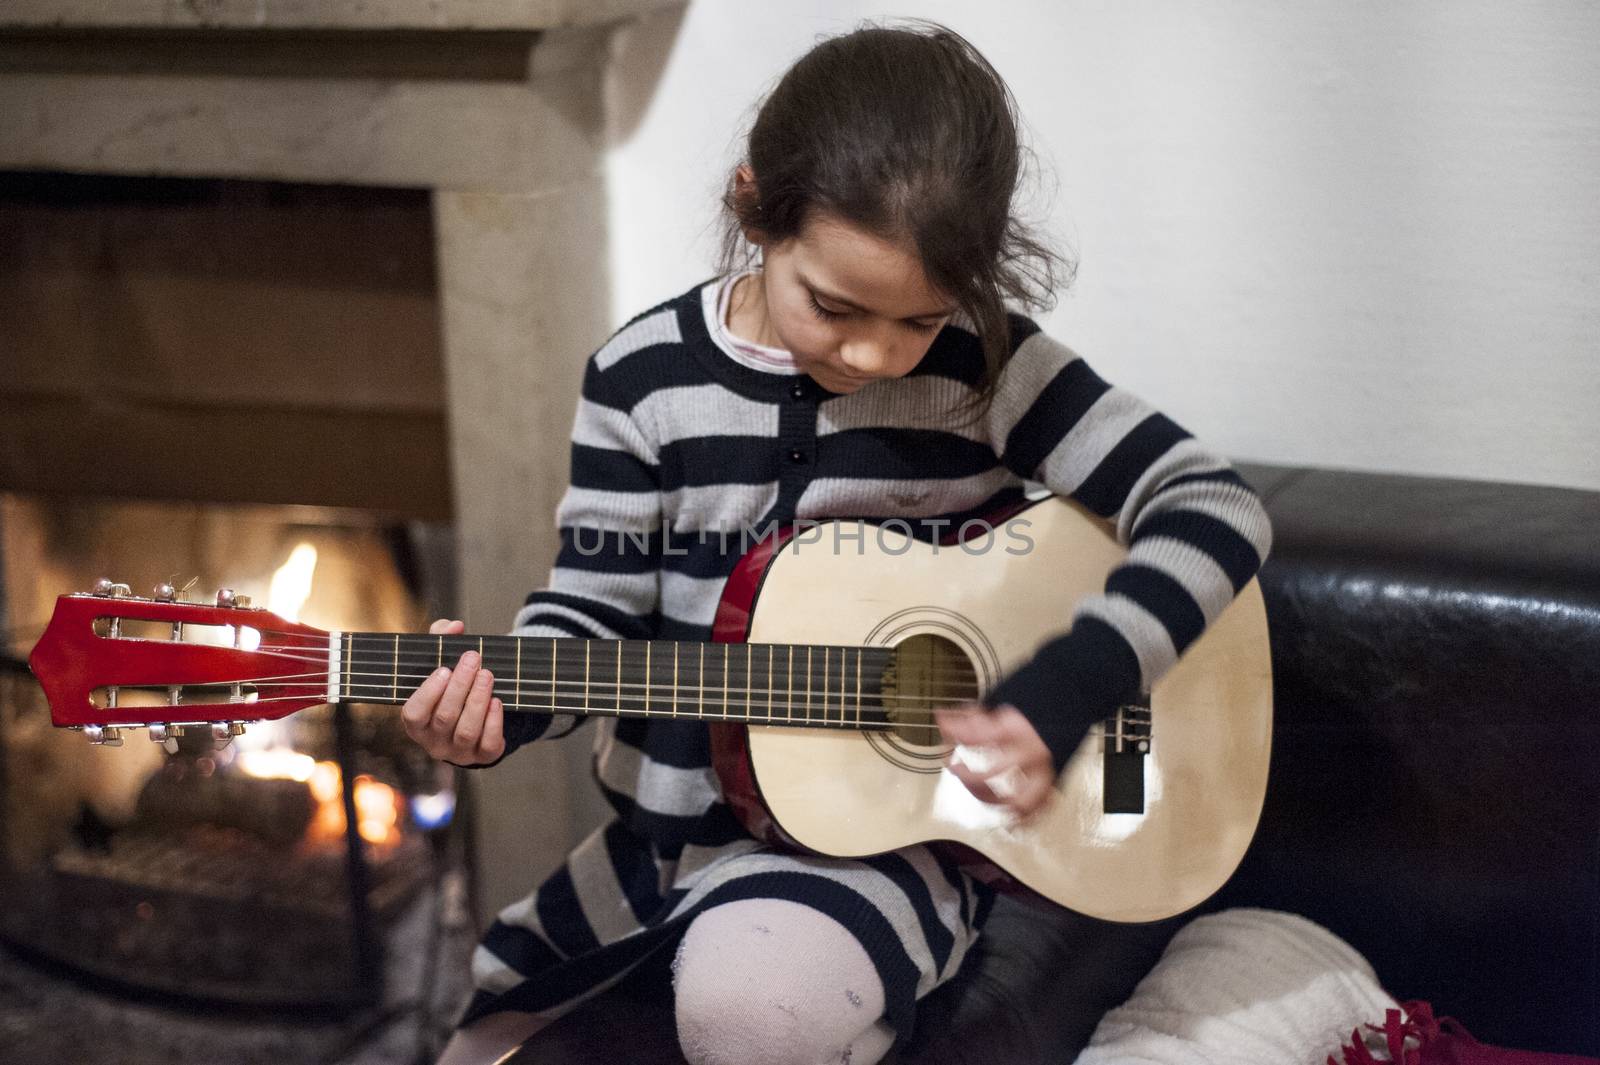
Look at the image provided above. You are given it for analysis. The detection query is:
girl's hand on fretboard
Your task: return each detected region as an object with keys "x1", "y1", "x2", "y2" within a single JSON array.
[{"x1": 401, "y1": 618, "x2": 507, "y2": 766}]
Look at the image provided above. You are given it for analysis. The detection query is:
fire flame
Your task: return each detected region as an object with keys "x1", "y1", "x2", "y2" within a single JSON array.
[
  {"x1": 306, "y1": 762, "x2": 401, "y2": 849},
  {"x1": 235, "y1": 748, "x2": 316, "y2": 782},
  {"x1": 236, "y1": 541, "x2": 317, "y2": 654},
  {"x1": 230, "y1": 542, "x2": 402, "y2": 851},
  {"x1": 237, "y1": 755, "x2": 401, "y2": 849},
  {"x1": 234, "y1": 541, "x2": 319, "y2": 752}
]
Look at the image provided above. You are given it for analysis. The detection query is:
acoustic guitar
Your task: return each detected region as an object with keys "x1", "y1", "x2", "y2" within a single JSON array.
[{"x1": 27, "y1": 493, "x2": 1272, "y2": 922}]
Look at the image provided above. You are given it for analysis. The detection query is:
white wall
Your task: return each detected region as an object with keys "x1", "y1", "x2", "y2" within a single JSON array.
[{"x1": 605, "y1": 1, "x2": 1600, "y2": 491}]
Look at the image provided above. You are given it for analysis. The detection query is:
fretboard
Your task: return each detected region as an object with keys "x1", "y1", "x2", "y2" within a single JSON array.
[{"x1": 336, "y1": 633, "x2": 909, "y2": 730}]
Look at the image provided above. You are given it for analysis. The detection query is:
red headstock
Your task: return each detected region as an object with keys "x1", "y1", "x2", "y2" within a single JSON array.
[{"x1": 28, "y1": 582, "x2": 333, "y2": 745}]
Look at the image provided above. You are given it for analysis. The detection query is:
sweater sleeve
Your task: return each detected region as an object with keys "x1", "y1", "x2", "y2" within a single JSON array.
[
  {"x1": 472, "y1": 350, "x2": 664, "y2": 767},
  {"x1": 981, "y1": 325, "x2": 1273, "y2": 773}
]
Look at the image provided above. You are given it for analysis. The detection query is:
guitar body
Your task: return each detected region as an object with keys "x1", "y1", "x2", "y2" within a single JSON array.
[{"x1": 709, "y1": 494, "x2": 1272, "y2": 923}]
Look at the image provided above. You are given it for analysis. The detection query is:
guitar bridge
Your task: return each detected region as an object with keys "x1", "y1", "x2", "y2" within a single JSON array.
[{"x1": 1102, "y1": 697, "x2": 1151, "y2": 814}]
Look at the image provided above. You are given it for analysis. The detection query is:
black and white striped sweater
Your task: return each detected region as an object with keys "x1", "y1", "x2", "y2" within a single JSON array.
[{"x1": 492, "y1": 277, "x2": 1272, "y2": 849}]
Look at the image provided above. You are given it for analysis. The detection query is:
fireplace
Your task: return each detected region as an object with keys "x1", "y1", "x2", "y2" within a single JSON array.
[
  {"x1": 0, "y1": 0, "x2": 684, "y2": 931},
  {"x1": 0, "y1": 159, "x2": 461, "y2": 987},
  {"x1": 0, "y1": 490, "x2": 460, "y2": 1007},
  {"x1": 0, "y1": 5, "x2": 680, "y2": 1056}
]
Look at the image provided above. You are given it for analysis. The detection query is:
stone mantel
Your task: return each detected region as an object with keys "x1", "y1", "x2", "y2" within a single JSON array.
[
  {"x1": 0, "y1": 0, "x2": 680, "y2": 32},
  {"x1": 0, "y1": 1, "x2": 683, "y2": 192},
  {"x1": 0, "y1": 0, "x2": 684, "y2": 918}
]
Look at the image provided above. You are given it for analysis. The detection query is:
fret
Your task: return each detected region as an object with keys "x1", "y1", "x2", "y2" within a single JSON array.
[
  {"x1": 616, "y1": 640, "x2": 623, "y2": 716},
  {"x1": 746, "y1": 645, "x2": 752, "y2": 723},
  {"x1": 672, "y1": 642, "x2": 679, "y2": 718},
  {"x1": 786, "y1": 645, "x2": 794, "y2": 724},
  {"x1": 724, "y1": 642, "x2": 746, "y2": 722},
  {"x1": 515, "y1": 637, "x2": 522, "y2": 711},
  {"x1": 698, "y1": 643, "x2": 705, "y2": 719},
  {"x1": 345, "y1": 632, "x2": 353, "y2": 704},
  {"x1": 392, "y1": 633, "x2": 399, "y2": 702},
  {"x1": 840, "y1": 647, "x2": 847, "y2": 724},
  {"x1": 805, "y1": 646, "x2": 813, "y2": 725},
  {"x1": 839, "y1": 647, "x2": 846, "y2": 725},
  {"x1": 584, "y1": 639, "x2": 591, "y2": 714},
  {"x1": 645, "y1": 642, "x2": 652, "y2": 716},
  {"x1": 766, "y1": 643, "x2": 774, "y2": 723},
  {"x1": 842, "y1": 648, "x2": 849, "y2": 724},
  {"x1": 820, "y1": 647, "x2": 828, "y2": 724},
  {"x1": 436, "y1": 635, "x2": 442, "y2": 671},
  {"x1": 835, "y1": 647, "x2": 842, "y2": 724},
  {"x1": 854, "y1": 647, "x2": 862, "y2": 727},
  {"x1": 552, "y1": 638, "x2": 588, "y2": 716}
]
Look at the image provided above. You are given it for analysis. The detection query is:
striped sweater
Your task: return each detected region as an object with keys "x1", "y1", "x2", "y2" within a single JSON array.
[
  {"x1": 461, "y1": 276, "x2": 1273, "y2": 1031},
  {"x1": 500, "y1": 276, "x2": 1271, "y2": 775}
]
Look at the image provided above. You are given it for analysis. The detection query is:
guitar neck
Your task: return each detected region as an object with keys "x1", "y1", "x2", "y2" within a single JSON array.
[{"x1": 335, "y1": 633, "x2": 901, "y2": 730}]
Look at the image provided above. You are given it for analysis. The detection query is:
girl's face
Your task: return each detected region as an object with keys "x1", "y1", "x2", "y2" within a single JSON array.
[{"x1": 752, "y1": 213, "x2": 955, "y2": 395}]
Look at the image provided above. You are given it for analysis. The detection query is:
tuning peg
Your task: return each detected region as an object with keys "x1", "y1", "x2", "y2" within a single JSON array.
[
  {"x1": 216, "y1": 588, "x2": 237, "y2": 608},
  {"x1": 233, "y1": 594, "x2": 252, "y2": 609},
  {"x1": 84, "y1": 725, "x2": 124, "y2": 747},
  {"x1": 93, "y1": 579, "x2": 132, "y2": 598},
  {"x1": 153, "y1": 583, "x2": 188, "y2": 642},
  {"x1": 149, "y1": 723, "x2": 184, "y2": 754},
  {"x1": 211, "y1": 721, "x2": 246, "y2": 750}
]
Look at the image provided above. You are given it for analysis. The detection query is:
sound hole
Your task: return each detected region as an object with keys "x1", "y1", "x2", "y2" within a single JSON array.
[{"x1": 885, "y1": 633, "x2": 979, "y2": 747}]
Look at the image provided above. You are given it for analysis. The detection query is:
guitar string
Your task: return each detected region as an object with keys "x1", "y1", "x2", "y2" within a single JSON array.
[
  {"x1": 162, "y1": 642, "x2": 990, "y2": 692},
  {"x1": 151, "y1": 658, "x2": 992, "y2": 703},
  {"x1": 92, "y1": 672, "x2": 1150, "y2": 736},
  {"x1": 116, "y1": 611, "x2": 1006, "y2": 684},
  {"x1": 101, "y1": 642, "x2": 1151, "y2": 709},
  {"x1": 82, "y1": 692, "x2": 960, "y2": 734},
  {"x1": 195, "y1": 633, "x2": 989, "y2": 689},
  {"x1": 120, "y1": 673, "x2": 995, "y2": 715},
  {"x1": 79, "y1": 694, "x2": 1144, "y2": 739},
  {"x1": 95, "y1": 636, "x2": 1151, "y2": 714},
  {"x1": 100, "y1": 633, "x2": 1086, "y2": 705},
  {"x1": 244, "y1": 642, "x2": 990, "y2": 686},
  {"x1": 245, "y1": 633, "x2": 989, "y2": 680}
]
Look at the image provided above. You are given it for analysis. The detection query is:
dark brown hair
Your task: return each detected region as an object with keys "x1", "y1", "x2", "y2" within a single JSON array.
[{"x1": 720, "y1": 20, "x2": 1071, "y2": 413}]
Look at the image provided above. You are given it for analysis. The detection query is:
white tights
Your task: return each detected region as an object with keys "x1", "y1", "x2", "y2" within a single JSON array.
[
  {"x1": 672, "y1": 898, "x2": 895, "y2": 1065},
  {"x1": 436, "y1": 898, "x2": 894, "y2": 1065}
]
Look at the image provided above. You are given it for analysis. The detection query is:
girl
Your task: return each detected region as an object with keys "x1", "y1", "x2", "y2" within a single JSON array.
[{"x1": 409, "y1": 20, "x2": 1272, "y2": 1065}]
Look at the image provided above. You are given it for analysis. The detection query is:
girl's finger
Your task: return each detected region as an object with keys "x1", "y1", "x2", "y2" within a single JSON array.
[
  {"x1": 476, "y1": 698, "x2": 507, "y2": 763},
  {"x1": 984, "y1": 764, "x2": 1030, "y2": 802},
  {"x1": 946, "y1": 757, "x2": 1003, "y2": 805},
  {"x1": 452, "y1": 670, "x2": 494, "y2": 750},
  {"x1": 427, "y1": 618, "x2": 463, "y2": 635},
  {"x1": 934, "y1": 702, "x2": 996, "y2": 745},
  {"x1": 401, "y1": 666, "x2": 452, "y2": 731},
  {"x1": 431, "y1": 652, "x2": 479, "y2": 733},
  {"x1": 1016, "y1": 771, "x2": 1056, "y2": 820}
]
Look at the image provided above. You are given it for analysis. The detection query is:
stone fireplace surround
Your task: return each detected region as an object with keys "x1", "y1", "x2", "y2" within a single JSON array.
[{"x1": 0, "y1": 0, "x2": 685, "y2": 920}]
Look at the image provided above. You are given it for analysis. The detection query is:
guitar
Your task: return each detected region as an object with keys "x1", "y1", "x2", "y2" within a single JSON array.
[{"x1": 27, "y1": 494, "x2": 1271, "y2": 922}]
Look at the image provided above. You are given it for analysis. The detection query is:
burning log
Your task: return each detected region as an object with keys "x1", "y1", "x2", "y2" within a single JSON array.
[{"x1": 134, "y1": 763, "x2": 314, "y2": 846}]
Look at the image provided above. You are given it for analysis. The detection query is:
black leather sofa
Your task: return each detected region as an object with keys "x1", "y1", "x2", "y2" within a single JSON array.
[{"x1": 509, "y1": 463, "x2": 1600, "y2": 1063}]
